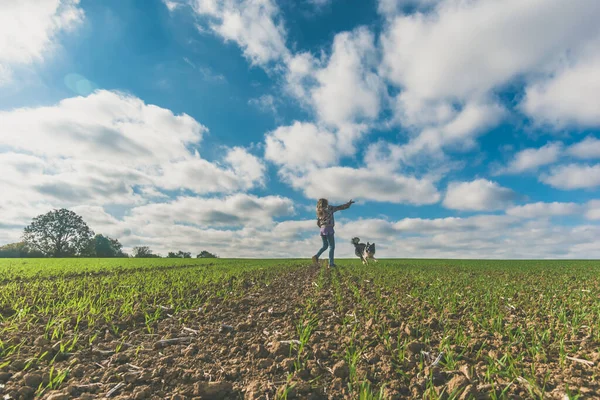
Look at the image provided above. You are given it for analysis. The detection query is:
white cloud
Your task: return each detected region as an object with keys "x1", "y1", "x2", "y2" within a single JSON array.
[
  {"x1": 264, "y1": 122, "x2": 338, "y2": 173},
  {"x1": 295, "y1": 167, "x2": 441, "y2": 205},
  {"x1": 126, "y1": 194, "x2": 294, "y2": 229},
  {"x1": 567, "y1": 136, "x2": 600, "y2": 160},
  {"x1": 156, "y1": 149, "x2": 266, "y2": 195},
  {"x1": 444, "y1": 179, "x2": 518, "y2": 211},
  {"x1": 225, "y1": 147, "x2": 267, "y2": 186},
  {"x1": 263, "y1": 120, "x2": 442, "y2": 205},
  {"x1": 364, "y1": 101, "x2": 505, "y2": 173},
  {"x1": 404, "y1": 101, "x2": 505, "y2": 154},
  {"x1": 285, "y1": 52, "x2": 317, "y2": 100},
  {"x1": 541, "y1": 164, "x2": 600, "y2": 190},
  {"x1": 249, "y1": 94, "x2": 277, "y2": 114},
  {"x1": 310, "y1": 27, "x2": 384, "y2": 130},
  {"x1": 379, "y1": 0, "x2": 600, "y2": 156},
  {"x1": 521, "y1": 48, "x2": 600, "y2": 128},
  {"x1": 0, "y1": 0, "x2": 84, "y2": 85},
  {"x1": 191, "y1": 0, "x2": 289, "y2": 66},
  {"x1": 70, "y1": 205, "x2": 131, "y2": 238},
  {"x1": 585, "y1": 200, "x2": 600, "y2": 220},
  {"x1": 283, "y1": 28, "x2": 384, "y2": 153},
  {"x1": 506, "y1": 202, "x2": 581, "y2": 218},
  {"x1": 380, "y1": 0, "x2": 600, "y2": 103},
  {"x1": 0, "y1": 90, "x2": 266, "y2": 214},
  {"x1": 163, "y1": 0, "x2": 181, "y2": 12},
  {"x1": 0, "y1": 152, "x2": 146, "y2": 206},
  {"x1": 0, "y1": 65, "x2": 12, "y2": 86},
  {"x1": 1, "y1": 90, "x2": 205, "y2": 165},
  {"x1": 378, "y1": 0, "x2": 442, "y2": 17},
  {"x1": 392, "y1": 214, "x2": 518, "y2": 234},
  {"x1": 500, "y1": 142, "x2": 563, "y2": 174}
]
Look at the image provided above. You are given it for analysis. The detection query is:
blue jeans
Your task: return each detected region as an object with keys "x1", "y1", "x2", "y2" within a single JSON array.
[{"x1": 315, "y1": 234, "x2": 335, "y2": 266}]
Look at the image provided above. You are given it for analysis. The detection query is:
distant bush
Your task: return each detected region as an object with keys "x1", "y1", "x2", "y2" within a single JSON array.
[
  {"x1": 197, "y1": 250, "x2": 218, "y2": 258},
  {"x1": 132, "y1": 246, "x2": 161, "y2": 258},
  {"x1": 0, "y1": 242, "x2": 44, "y2": 258},
  {"x1": 91, "y1": 234, "x2": 128, "y2": 257},
  {"x1": 167, "y1": 251, "x2": 192, "y2": 258}
]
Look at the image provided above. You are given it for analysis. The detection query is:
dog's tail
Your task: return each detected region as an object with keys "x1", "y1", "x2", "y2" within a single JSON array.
[{"x1": 351, "y1": 237, "x2": 360, "y2": 244}]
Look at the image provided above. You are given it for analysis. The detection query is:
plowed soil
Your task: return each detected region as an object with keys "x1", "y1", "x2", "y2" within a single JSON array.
[{"x1": 1, "y1": 264, "x2": 599, "y2": 399}]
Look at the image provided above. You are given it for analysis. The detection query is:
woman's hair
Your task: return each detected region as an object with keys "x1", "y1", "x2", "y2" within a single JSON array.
[{"x1": 316, "y1": 198, "x2": 328, "y2": 218}]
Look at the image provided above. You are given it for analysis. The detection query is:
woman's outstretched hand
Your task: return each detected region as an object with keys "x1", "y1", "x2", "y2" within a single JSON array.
[{"x1": 349, "y1": 199, "x2": 355, "y2": 205}]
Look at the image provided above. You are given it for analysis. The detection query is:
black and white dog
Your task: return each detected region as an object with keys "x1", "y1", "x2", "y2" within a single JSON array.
[{"x1": 351, "y1": 237, "x2": 377, "y2": 265}]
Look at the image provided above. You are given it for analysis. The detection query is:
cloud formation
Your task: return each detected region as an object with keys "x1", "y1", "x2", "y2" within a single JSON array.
[
  {"x1": 191, "y1": 0, "x2": 289, "y2": 66},
  {"x1": 444, "y1": 179, "x2": 519, "y2": 211},
  {"x1": 0, "y1": 0, "x2": 84, "y2": 85},
  {"x1": 0, "y1": 91, "x2": 268, "y2": 238}
]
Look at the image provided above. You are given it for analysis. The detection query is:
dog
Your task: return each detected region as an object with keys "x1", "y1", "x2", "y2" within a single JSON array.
[{"x1": 351, "y1": 237, "x2": 377, "y2": 265}]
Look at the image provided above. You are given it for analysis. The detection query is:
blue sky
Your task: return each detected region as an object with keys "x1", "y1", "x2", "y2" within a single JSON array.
[{"x1": 1, "y1": 0, "x2": 600, "y2": 258}]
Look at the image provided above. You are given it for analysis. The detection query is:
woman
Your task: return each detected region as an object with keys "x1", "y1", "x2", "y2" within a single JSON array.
[{"x1": 312, "y1": 198, "x2": 354, "y2": 267}]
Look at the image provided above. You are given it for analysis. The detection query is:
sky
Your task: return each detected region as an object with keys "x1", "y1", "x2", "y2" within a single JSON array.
[{"x1": 1, "y1": 0, "x2": 600, "y2": 259}]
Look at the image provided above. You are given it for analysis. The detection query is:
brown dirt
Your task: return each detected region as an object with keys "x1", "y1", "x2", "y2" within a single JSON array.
[{"x1": 1, "y1": 264, "x2": 599, "y2": 399}]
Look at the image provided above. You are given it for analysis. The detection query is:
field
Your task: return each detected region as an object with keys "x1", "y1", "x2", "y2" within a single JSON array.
[{"x1": 0, "y1": 258, "x2": 599, "y2": 400}]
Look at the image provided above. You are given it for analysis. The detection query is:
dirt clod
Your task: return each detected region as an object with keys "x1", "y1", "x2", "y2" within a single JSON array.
[
  {"x1": 18, "y1": 386, "x2": 35, "y2": 399},
  {"x1": 332, "y1": 360, "x2": 349, "y2": 378},
  {"x1": 45, "y1": 392, "x2": 69, "y2": 400},
  {"x1": 250, "y1": 343, "x2": 269, "y2": 358},
  {"x1": 23, "y1": 372, "x2": 43, "y2": 388},
  {"x1": 459, "y1": 384, "x2": 478, "y2": 400},
  {"x1": 406, "y1": 341, "x2": 425, "y2": 355},
  {"x1": 245, "y1": 380, "x2": 264, "y2": 400},
  {"x1": 132, "y1": 385, "x2": 152, "y2": 400},
  {"x1": 256, "y1": 359, "x2": 274, "y2": 369},
  {"x1": 123, "y1": 372, "x2": 139, "y2": 383},
  {"x1": 447, "y1": 374, "x2": 469, "y2": 394},
  {"x1": 0, "y1": 372, "x2": 12, "y2": 383},
  {"x1": 269, "y1": 341, "x2": 290, "y2": 357},
  {"x1": 193, "y1": 381, "x2": 233, "y2": 399}
]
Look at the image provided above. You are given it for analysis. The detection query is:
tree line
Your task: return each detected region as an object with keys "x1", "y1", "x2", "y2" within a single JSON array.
[{"x1": 0, "y1": 208, "x2": 217, "y2": 259}]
